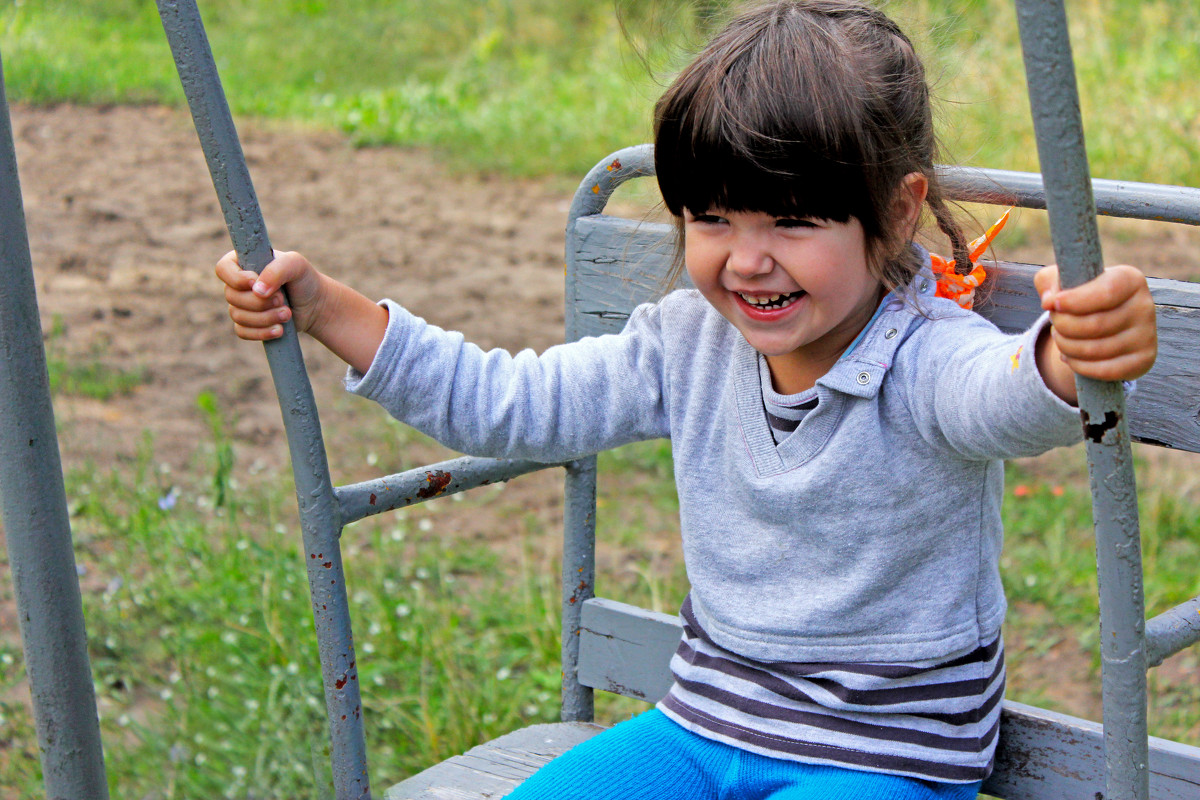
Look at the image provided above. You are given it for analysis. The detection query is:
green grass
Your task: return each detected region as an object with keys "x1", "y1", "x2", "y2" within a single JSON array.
[
  {"x1": 42, "y1": 317, "x2": 150, "y2": 400},
  {"x1": 3, "y1": 0, "x2": 1199, "y2": 184},
  {"x1": 46, "y1": 355, "x2": 149, "y2": 400}
]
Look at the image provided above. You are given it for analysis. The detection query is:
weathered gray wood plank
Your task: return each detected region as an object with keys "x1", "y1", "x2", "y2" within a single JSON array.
[
  {"x1": 985, "y1": 702, "x2": 1200, "y2": 800},
  {"x1": 383, "y1": 722, "x2": 604, "y2": 800},
  {"x1": 568, "y1": 214, "x2": 1200, "y2": 452},
  {"x1": 577, "y1": 598, "x2": 681, "y2": 703}
]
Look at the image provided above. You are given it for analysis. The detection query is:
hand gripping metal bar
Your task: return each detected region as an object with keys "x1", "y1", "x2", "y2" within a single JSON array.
[
  {"x1": 155, "y1": 2, "x2": 370, "y2": 797},
  {"x1": 0, "y1": 50, "x2": 111, "y2": 800},
  {"x1": 1014, "y1": 2, "x2": 1149, "y2": 799}
]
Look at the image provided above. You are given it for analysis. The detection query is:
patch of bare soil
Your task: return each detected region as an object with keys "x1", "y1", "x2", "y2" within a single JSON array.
[{"x1": 6, "y1": 103, "x2": 1200, "y2": 737}]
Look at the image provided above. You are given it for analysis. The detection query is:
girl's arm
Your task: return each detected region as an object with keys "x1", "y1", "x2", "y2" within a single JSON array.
[
  {"x1": 1033, "y1": 264, "x2": 1158, "y2": 405},
  {"x1": 216, "y1": 250, "x2": 388, "y2": 375}
]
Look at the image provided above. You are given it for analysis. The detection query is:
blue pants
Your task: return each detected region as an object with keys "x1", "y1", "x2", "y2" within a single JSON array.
[{"x1": 505, "y1": 710, "x2": 982, "y2": 800}]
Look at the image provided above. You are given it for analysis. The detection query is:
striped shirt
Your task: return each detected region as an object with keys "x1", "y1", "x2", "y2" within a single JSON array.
[
  {"x1": 659, "y1": 596, "x2": 1005, "y2": 783},
  {"x1": 760, "y1": 357, "x2": 820, "y2": 443}
]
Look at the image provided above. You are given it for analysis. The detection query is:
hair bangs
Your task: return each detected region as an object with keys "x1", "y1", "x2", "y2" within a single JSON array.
[{"x1": 656, "y1": 130, "x2": 872, "y2": 225}]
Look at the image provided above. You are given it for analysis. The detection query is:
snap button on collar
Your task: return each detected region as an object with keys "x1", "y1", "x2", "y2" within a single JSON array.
[
  {"x1": 856, "y1": 371, "x2": 871, "y2": 385},
  {"x1": 885, "y1": 328, "x2": 898, "y2": 340}
]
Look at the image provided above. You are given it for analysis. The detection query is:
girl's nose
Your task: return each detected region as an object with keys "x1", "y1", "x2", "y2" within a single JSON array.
[{"x1": 726, "y1": 236, "x2": 774, "y2": 278}]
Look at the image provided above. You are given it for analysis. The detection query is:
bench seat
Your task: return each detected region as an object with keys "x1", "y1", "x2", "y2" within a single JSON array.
[{"x1": 384, "y1": 723, "x2": 606, "y2": 800}]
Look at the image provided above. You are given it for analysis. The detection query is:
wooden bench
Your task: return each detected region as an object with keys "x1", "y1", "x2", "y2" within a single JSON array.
[{"x1": 376, "y1": 143, "x2": 1200, "y2": 800}]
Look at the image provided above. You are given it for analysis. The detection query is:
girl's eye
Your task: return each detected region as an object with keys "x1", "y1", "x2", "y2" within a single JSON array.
[
  {"x1": 689, "y1": 213, "x2": 726, "y2": 225},
  {"x1": 776, "y1": 217, "x2": 817, "y2": 229}
]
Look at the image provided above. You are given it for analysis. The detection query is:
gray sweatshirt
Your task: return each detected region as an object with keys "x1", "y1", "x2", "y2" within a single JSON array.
[{"x1": 347, "y1": 278, "x2": 1081, "y2": 665}]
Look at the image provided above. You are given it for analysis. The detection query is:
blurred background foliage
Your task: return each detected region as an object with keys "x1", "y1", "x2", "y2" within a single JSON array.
[{"x1": 2, "y1": 0, "x2": 1198, "y2": 182}]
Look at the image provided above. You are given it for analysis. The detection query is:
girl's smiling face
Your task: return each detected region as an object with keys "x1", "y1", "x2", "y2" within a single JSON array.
[{"x1": 684, "y1": 208, "x2": 884, "y2": 394}]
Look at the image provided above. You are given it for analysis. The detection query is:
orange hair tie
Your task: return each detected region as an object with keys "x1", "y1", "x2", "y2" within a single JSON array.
[{"x1": 929, "y1": 208, "x2": 1012, "y2": 310}]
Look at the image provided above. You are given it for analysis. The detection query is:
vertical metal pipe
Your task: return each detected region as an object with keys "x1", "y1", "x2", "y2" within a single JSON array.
[
  {"x1": 0, "y1": 52, "x2": 111, "y2": 800},
  {"x1": 154, "y1": 2, "x2": 369, "y2": 797},
  {"x1": 560, "y1": 458, "x2": 597, "y2": 722},
  {"x1": 1014, "y1": 2, "x2": 1149, "y2": 799}
]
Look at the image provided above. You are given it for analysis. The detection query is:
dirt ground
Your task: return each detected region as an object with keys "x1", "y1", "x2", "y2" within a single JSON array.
[
  {"x1": 8, "y1": 102, "x2": 1200, "y2": 731},
  {"x1": 12, "y1": 103, "x2": 580, "y2": 478}
]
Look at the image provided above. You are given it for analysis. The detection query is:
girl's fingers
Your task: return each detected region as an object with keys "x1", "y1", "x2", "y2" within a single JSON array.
[
  {"x1": 1037, "y1": 264, "x2": 1156, "y2": 383},
  {"x1": 1052, "y1": 323, "x2": 1157, "y2": 382},
  {"x1": 1059, "y1": 349, "x2": 1156, "y2": 383},
  {"x1": 216, "y1": 250, "x2": 305, "y2": 298},
  {"x1": 1045, "y1": 265, "x2": 1147, "y2": 314},
  {"x1": 229, "y1": 304, "x2": 292, "y2": 331},
  {"x1": 225, "y1": 282, "x2": 286, "y2": 313},
  {"x1": 252, "y1": 251, "x2": 308, "y2": 299},
  {"x1": 1052, "y1": 322, "x2": 1154, "y2": 361},
  {"x1": 1033, "y1": 265, "x2": 1061, "y2": 310},
  {"x1": 232, "y1": 322, "x2": 286, "y2": 341},
  {"x1": 215, "y1": 252, "x2": 256, "y2": 291},
  {"x1": 1047, "y1": 296, "x2": 1149, "y2": 341}
]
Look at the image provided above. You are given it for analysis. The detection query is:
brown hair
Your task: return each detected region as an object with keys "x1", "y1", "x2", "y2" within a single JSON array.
[{"x1": 653, "y1": 0, "x2": 971, "y2": 293}]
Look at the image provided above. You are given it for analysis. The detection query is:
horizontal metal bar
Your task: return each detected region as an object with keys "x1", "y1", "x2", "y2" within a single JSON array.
[
  {"x1": 938, "y1": 166, "x2": 1200, "y2": 226},
  {"x1": 335, "y1": 456, "x2": 564, "y2": 526},
  {"x1": 1145, "y1": 595, "x2": 1200, "y2": 668}
]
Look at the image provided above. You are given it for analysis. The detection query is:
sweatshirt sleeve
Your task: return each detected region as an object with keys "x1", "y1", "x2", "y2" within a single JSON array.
[
  {"x1": 901, "y1": 309, "x2": 1083, "y2": 460},
  {"x1": 343, "y1": 299, "x2": 671, "y2": 461}
]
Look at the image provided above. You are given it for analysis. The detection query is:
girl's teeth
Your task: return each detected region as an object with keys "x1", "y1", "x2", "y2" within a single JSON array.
[{"x1": 740, "y1": 291, "x2": 800, "y2": 309}]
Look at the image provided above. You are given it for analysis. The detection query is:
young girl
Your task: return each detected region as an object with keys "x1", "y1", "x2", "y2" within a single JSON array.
[{"x1": 216, "y1": 2, "x2": 1157, "y2": 798}]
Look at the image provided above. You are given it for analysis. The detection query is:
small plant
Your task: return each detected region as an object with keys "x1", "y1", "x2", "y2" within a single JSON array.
[
  {"x1": 43, "y1": 316, "x2": 150, "y2": 401},
  {"x1": 196, "y1": 391, "x2": 235, "y2": 509}
]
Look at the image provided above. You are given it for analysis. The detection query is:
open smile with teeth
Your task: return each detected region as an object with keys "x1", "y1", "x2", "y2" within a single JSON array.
[{"x1": 738, "y1": 290, "x2": 804, "y2": 310}]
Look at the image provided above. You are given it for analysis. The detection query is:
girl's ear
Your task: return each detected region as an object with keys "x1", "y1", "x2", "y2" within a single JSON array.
[{"x1": 897, "y1": 172, "x2": 929, "y2": 231}]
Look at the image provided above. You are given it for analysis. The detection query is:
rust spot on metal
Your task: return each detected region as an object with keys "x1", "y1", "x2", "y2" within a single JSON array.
[
  {"x1": 323, "y1": 561, "x2": 333, "y2": 569},
  {"x1": 369, "y1": 493, "x2": 377, "y2": 505},
  {"x1": 592, "y1": 184, "x2": 601, "y2": 194},
  {"x1": 341, "y1": 714, "x2": 347, "y2": 720},
  {"x1": 606, "y1": 158, "x2": 622, "y2": 172},
  {"x1": 416, "y1": 470, "x2": 453, "y2": 499},
  {"x1": 568, "y1": 579, "x2": 589, "y2": 605},
  {"x1": 1081, "y1": 410, "x2": 1120, "y2": 443},
  {"x1": 336, "y1": 674, "x2": 348, "y2": 689}
]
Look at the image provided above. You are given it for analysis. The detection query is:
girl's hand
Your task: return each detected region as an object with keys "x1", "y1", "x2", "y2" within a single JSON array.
[
  {"x1": 215, "y1": 249, "x2": 389, "y2": 374},
  {"x1": 1033, "y1": 264, "x2": 1158, "y2": 404},
  {"x1": 216, "y1": 250, "x2": 327, "y2": 340}
]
